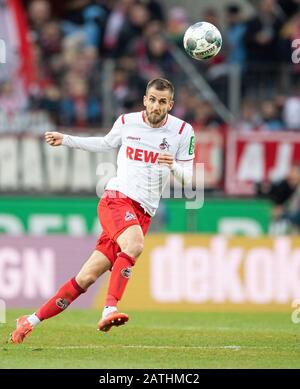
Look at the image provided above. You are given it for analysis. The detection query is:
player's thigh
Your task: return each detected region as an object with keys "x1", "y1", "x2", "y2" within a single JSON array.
[
  {"x1": 116, "y1": 225, "x2": 144, "y2": 258},
  {"x1": 77, "y1": 250, "x2": 112, "y2": 284},
  {"x1": 98, "y1": 192, "x2": 141, "y2": 241}
]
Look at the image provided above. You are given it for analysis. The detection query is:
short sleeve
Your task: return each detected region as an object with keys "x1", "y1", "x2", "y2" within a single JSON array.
[{"x1": 175, "y1": 123, "x2": 195, "y2": 161}]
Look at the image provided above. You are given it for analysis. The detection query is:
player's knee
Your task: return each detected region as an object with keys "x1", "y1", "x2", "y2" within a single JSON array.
[
  {"x1": 124, "y1": 238, "x2": 144, "y2": 258},
  {"x1": 77, "y1": 273, "x2": 98, "y2": 289},
  {"x1": 132, "y1": 241, "x2": 144, "y2": 258}
]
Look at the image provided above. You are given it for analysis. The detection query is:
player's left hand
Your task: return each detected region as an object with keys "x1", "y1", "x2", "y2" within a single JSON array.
[{"x1": 157, "y1": 153, "x2": 174, "y2": 169}]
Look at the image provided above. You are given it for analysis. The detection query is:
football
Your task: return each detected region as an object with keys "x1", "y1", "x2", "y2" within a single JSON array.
[{"x1": 183, "y1": 21, "x2": 222, "y2": 60}]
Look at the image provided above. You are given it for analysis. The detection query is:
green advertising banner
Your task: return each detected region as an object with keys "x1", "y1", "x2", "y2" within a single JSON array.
[
  {"x1": 164, "y1": 199, "x2": 272, "y2": 235},
  {"x1": 0, "y1": 197, "x2": 100, "y2": 235},
  {"x1": 0, "y1": 197, "x2": 271, "y2": 236}
]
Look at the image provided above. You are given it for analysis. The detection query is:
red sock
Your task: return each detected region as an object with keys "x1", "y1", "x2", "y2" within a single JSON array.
[
  {"x1": 36, "y1": 277, "x2": 85, "y2": 321},
  {"x1": 105, "y1": 252, "x2": 135, "y2": 307}
]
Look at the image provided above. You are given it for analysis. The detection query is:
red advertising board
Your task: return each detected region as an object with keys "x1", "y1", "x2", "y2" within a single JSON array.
[
  {"x1": 194, "y1": 128, "x2": 224, "y2": 189},
  {"x1": 225, "y1": 131, "x2": 300, "y2": 195}
]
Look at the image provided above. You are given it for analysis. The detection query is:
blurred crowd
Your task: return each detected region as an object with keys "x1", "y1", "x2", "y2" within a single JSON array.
[
  {"x1": 256, "y1": 163, "x2": 300, "y2": 234},
  {"x1": 0, "y1": 0, "x2": 300, "y2": 133}
]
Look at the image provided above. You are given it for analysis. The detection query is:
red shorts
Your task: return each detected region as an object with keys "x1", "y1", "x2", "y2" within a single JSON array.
[{"x1": 95, "y1": 190, "x2": 151, "y2": 265}]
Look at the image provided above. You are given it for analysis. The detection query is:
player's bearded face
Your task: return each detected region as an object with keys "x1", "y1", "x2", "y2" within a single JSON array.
[
  {"x1": 146, "y1": 108, "x2": 166, "y2": 125},
  {"x1": 144, "y1": 88, "x2": 174, "y2": 126}
]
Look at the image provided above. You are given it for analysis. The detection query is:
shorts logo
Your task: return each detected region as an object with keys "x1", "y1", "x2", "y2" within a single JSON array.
[
  {"x1": 56, "y1": 298, "x2": 69, "y2": 310},
  {"x1": 125, "y1": 211, "x2": 136, "y2": 221},
  {"x1": 121, "y1": 267, "x2": 132, "y2": 279},
  {"x1": 159, "y1": 138, "x2": 170, "y2": 151}
]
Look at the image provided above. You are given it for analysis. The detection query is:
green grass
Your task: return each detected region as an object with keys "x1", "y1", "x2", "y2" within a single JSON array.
[{"x1": 1, "y1": 309, "x2": 300, "y2": 368}]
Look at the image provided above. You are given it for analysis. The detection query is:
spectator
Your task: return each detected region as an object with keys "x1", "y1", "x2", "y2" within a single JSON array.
[
  {"x1": 60, "y1": 77, "x2": 101, "y2": 128},
  {"x1": 234, "y1": 99, "x2": 262, "y2": 132},
  {"x1": 111, "y1": 67, "x2": 131, "y2": 115},
  {"x1": 129, "y1": 20, "x2": 165, "y2": 80},
  {"x1": 115, "y1": 55, "x2": 146, "y2": 111},
  {"x1": 203, "y1": 7, "x2": 220, "y2": 29},
  {"x1": 62, "y1": 0, "x2": 107, "y2": 49},
  {"x1": 283, "y1": 83, "x2": 300, "y2": 130},
  {"x1": 244, "y1": 0, "x2": 285, "y2": 97},
  {"x1": 144, "y1": 33, "x2": 175, "y2": 79},
  {"x1": 192, "y1": 100, "x2": 223, "y2": 131},
  {"x1": 28, "y1": 0, "x2": 52, "y2": 39},
  {"x1": 225, "y1": 4, "x2": 247, "y2": 69},
  {"x1": 141, "y1": 0, "x2": 165, "y2": 22},
  {"x1": 7, "y1": 0, "x2": 298, "y2": 136},
  {"x1": 244, "y1": 0, "x2": 284, "y2": 64},
  {"x1": 278, "y1": 0, "x2": 300, "y2": 18},
  {"x1": 39, "y1": 21, "x2": 62, "y2": 57},
  {"x1": 172, "y1": 86, "x2": 193, "y2": 119},
  {"x1": 257, "y1": 164, "x2": 300, "y2": 233},
  {"x1": 38, "y1": 85, "x2": 61, "y2": 124},
  {"x1": 202, "y1": 7, "x2": 226, "y2": 66},
  {"x1": 103, "y1": 0, "x2": 134, "y2": 53},
  {"x1": 0, "y1": 81, "x2": 28, "y2": 115},
  {"x1": 114, "y1": 2, "x2": 150, "y2": 57},
  {"x1": 259, "y1": 99, "x2": 284, "y2": 131},
  {"x1": 167, "y1": 7, "x2": 189, "y2": 48}
]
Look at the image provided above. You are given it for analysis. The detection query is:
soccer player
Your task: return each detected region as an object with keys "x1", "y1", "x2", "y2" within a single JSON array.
[{"x1": 10, "y1": 78, "x2": 195, "y2": 343}]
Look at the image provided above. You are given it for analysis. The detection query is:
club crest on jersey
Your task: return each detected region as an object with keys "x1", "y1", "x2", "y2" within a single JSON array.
[
  {"x1": 159, "y1": 138, "x2": 170, "y2": 151},
  {"x1": 125, "y1": 211, "x2": 136, "y2": 221},
  {"x1": 121, "y1": 267, "x2": 132, "y2": 279}
]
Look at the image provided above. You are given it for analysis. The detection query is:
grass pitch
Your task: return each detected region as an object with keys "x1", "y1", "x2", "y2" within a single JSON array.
[{"x1": 1, "y1": 309, "x2": 300, "y2": 368}]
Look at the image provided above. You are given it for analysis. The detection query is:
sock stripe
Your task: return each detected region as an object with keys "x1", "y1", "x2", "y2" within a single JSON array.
[
  {"x1": 71, "y1": 277, "x2": 86, "y2": 293},
  {"x1": 119, "y1": 252, "x2": 135, "y2": 266}
]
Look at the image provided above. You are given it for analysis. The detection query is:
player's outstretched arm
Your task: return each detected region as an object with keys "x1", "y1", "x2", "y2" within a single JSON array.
[
  {"x1": 45, "y1": 131, "x2": 63, "y2": 146},
  {"x1": 45, "y1": 117, "x2": 122, "y2": 152},
  {"x1": 44, "y1": 131, "x2": 119, "y2": 152}
]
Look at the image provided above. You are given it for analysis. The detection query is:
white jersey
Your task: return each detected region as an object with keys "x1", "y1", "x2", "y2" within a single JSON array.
[{"x1": 63, "y1": 111, "x2": 195, "y2": 216}]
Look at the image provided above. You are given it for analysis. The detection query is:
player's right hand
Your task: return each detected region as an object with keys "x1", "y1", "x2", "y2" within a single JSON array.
[{"x1": 45, "y1": 131, "x2": 63, "y2": 147}]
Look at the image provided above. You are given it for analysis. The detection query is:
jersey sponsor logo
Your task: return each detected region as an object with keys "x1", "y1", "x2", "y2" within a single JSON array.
[
  {"x1": 56, "y1": 298, "x2": 69, "y2": 310},
  {"x1": 159, "y1": 138, "x2": 170, "y2": 151},
  {"x1": 126, "y1": 146, "x2": 159, "y2": 163},
  {"x1": 121, "y1": 267, "x2": 132, "y2": 279},
  {"x1": 125, "y1": 211, "x2": 136, "y2": 221},
  {"x1": 189, "y1": 136, "x2": 195, "y2": 155},
  {"x1": 127, "y1": 136, "x2": 141, "y2": 141}
]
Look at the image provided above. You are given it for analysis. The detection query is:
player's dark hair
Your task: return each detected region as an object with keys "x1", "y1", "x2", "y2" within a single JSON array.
[{"x1": 146, "y1": 78, "x2": 174, "y2": 99}]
